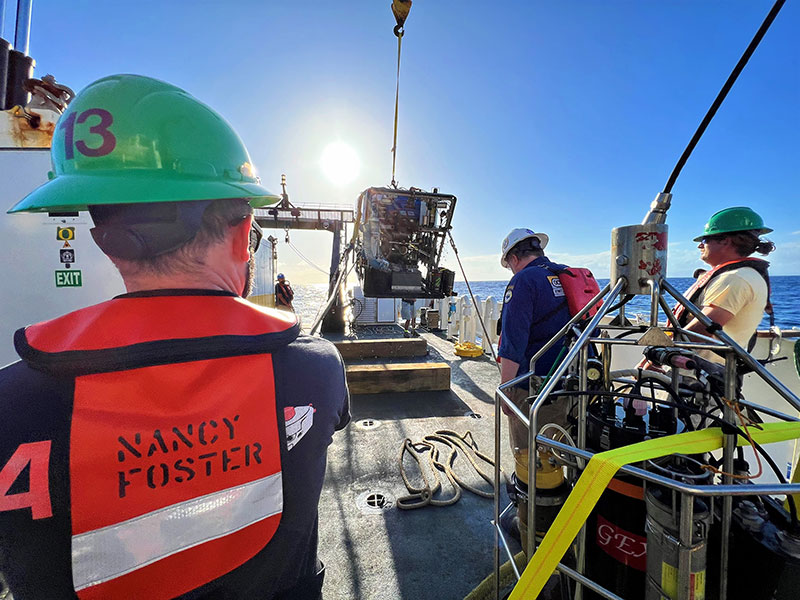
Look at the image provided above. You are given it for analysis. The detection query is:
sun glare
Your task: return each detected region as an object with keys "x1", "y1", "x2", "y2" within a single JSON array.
[{"x1": 320, "y1": 141, "x2": 360, "y2": 186}]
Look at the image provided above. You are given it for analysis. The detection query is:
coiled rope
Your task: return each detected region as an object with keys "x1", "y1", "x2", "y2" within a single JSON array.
[{"x1": 397, "y1": 429, "x2": 504, "y2": 509}]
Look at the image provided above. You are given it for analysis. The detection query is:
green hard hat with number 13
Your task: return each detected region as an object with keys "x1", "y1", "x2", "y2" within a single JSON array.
[
  {"x1": 693, "y1": 206, "x2": 773, "y2": 242},
  {"x1": 8, "y1": 74, "x2": 279, "y2": 214}
]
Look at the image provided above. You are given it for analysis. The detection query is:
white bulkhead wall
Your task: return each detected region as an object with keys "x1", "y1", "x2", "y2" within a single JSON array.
[
  {"x1": 0, "y1": 149, "x2": 125, "y2": 367},
  {"x1": 248, "y1": 232, "x2": 276, "y2": 308}
]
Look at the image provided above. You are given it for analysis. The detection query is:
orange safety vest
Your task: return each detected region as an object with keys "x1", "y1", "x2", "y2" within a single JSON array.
[
  {"x1": 17, "y1": 293, "x2": 299, "y2": 599},
  {"x1": 672, "y1": 257, "x2": 772, "y2": 327}
]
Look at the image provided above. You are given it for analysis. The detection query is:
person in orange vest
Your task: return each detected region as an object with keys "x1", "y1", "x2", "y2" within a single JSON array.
[
  {"x1": 675, "y1": 206, "x2": 775, "y2": 357},
  {"x1": 275, "y1": 273, "x2": 295, "y2": 311},
  {"x1": 0, "y1": 75, "x2": 349, "y2": 600}
]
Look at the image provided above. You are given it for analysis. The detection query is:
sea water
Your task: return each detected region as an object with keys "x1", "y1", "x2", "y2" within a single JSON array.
[
  {"x1": 452, "y1": 276, "x2": 800, "y2": 331},
  {"x1": 290, "y1": 276, "x2": 800, "y2": 331}
]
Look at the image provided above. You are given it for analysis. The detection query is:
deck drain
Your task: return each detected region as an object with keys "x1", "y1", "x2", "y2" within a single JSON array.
[
  {"x1": 465, "y1": 411, "x2": 483, "y2": 419},
  {"x1": 355, "y1": 418, "x2": 381, "y2": 430},
  {"x1": 356, "y1": 490, "x2": 394, "y2": 513}
]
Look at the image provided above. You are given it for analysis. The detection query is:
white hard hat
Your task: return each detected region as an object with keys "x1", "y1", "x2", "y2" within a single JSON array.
[{"x1": 500, "y1": 228, "x2": 549, "y2": 268}]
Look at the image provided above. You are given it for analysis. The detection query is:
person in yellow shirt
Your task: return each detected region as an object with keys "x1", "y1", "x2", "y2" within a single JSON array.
[{"x1": 675, "y1": 207, "x2": 775, "y2": 356}]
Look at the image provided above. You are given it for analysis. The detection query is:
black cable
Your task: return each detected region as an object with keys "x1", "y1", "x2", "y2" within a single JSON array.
[
  {"x1": 652, "y1": 382, "x2": 799, "y2": 530},
  {"x1": 663, "y1": 0, "x2": 786, "y2": 193},
  {"x1": 555, "y1": 384, "x2": 800, "y2": 529},
  {"x1": 549, "y1": 389, "x2": 702, "y2": 431},
  {"x1": 556, "y1": 387, "x2": 800, "y2": 530},
  {"x1": 351, "y1": 297, "x2": 364, "y2": 321},
  {"x1": 612, "y1": 326, "x2": 648, "y2": 340},
  {"x1": 605, "y1": 294, "x2": 635, "y2": 316},
  {"x1": 632, "y1": 376, "x2": 685, "y2": 407},
  {"x1": 751, "y1": 440, "x2": 799, "y2": 532}
]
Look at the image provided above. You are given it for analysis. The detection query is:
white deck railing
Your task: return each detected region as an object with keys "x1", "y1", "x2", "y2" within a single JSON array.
[{"x1": 441, "y1": 295, "x2": 500, "y2": 352}]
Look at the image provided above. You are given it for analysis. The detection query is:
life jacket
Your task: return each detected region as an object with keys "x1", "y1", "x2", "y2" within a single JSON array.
[
  {"x1": 673, "y1": 258, "x2": 773, "y2": 328},
  {"x1": 276, "y1": 281, "x2": 294, "y2": 305},
  {"x1": 13, "y1": 291, "x2": 300, "y2": 600},
  {"x1": 496, "y1": 262, "x2": 601, "y2": 362}
]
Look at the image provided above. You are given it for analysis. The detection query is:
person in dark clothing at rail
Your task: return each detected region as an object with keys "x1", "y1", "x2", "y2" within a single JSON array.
[
  {"x1": 0, "y1": 74, "x2": 349, "y2": 600},
  {"x1": 497, "y1": 227, "x2": 573, "y2": 477},
  {"x1": 275, "y1": 273, "x2": 295, "y2": 312}
]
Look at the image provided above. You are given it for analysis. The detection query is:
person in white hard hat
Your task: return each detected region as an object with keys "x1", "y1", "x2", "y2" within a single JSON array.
[{"x1": 498, "y1": 228, "x2": 573, "y2": 526}]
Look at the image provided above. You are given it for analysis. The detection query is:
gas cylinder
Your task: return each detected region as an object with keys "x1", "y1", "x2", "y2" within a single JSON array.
[
  {"x1": 511, "y1": 448, "x2": 571, "y2": 556},
  {"x1": 644, "y1": 455, "x2": 713, "y2": 600},
  {"x1": 584, "y1": 397, "x2": 681, "y2": 599}
]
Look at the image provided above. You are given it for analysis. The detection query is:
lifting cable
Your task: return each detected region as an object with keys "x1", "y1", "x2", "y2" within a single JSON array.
[
  {"x1": 662, "y1": 0, "x2": 786, "y2": 194},
  {"x1": 389, "y1": 0, "x2": 412, "y2": 187},
  {"x1": 397, "y1": 429, "x2": 503, "y2": 510},
  {"x1": 447, "y1": 231, "x2": 501, "y2": 368},
  {"x1": 285, "y1": 240, "x2": 329, "y2": 275},
  {"x1": 309, "y1": 249, "x2": 355, "y2": 335}
]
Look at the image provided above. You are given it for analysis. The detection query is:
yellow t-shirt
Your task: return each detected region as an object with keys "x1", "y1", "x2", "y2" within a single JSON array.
[{"x1": 698, "y1": 266, "x2": 768, "y2": 350}]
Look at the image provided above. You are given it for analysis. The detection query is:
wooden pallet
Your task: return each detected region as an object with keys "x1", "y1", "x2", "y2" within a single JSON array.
[
  {"x1": 334, "y1": 338, "x2": 427, "y2": 360},
  {"x1": 345, "y1": 362, "x2": 450, "y2": 394}
]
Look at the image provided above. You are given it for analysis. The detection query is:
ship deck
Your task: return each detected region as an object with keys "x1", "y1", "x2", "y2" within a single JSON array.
[
  {"x1": 315, "y1": 322, "x2": 800, "y2": 600},
  {"x1": 317, "y1": 326, "x2": 519, "y2": 600}
]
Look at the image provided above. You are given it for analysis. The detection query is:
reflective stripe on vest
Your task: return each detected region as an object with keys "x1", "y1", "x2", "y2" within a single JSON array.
[{"x1": 72, "y1": 472, "x2": 282, "y2": 591}]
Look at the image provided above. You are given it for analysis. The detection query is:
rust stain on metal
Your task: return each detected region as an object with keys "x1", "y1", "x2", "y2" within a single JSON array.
[{"x1": 1, "y1": 108, "x2": 54, "y2": 148}]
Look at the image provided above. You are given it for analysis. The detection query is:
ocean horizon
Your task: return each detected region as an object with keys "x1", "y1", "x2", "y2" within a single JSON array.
[{"x1": 290, "y1": 275, "x2": 800, "y2": 331}]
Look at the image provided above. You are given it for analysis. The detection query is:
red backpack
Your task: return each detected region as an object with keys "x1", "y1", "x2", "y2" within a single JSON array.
[
  {"x1": 495, "y1": 265, "x2": 602, "y2": 362},
  {"x1": 554, "y1": 267, "x2": 603, "y2": 319}
]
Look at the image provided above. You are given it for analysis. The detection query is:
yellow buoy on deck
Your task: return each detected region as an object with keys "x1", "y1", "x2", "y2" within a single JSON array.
[{"x1": 454, "y1": 341, "x2": 484, "y2": 358}]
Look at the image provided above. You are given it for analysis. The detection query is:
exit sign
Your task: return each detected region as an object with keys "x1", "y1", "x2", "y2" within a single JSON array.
[{"x1": 55, "y1": 270, "x2": 83, "y2": 287}]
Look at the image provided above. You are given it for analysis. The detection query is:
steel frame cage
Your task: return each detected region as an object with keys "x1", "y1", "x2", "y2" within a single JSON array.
[{"x1": 493, "y1": 276, "x2": 800, "y2": 600}]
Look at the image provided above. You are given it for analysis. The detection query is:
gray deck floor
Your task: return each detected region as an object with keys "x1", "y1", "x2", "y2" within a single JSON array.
[{"x1": 318, "y1": 327, "x2": 519, "y2": 600}]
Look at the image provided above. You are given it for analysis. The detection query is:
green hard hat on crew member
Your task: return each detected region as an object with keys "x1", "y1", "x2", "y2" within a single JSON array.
[
  {"x1": 8, "y1": 74, "x2": 279, "y2": 215},
  {"x1": 693, "y1": 207, "x2": 773, "y2": 242}
]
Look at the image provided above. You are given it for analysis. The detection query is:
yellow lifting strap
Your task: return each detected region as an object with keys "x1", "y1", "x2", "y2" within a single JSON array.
[{"x1": 508, "y1": 421, "x2": 800, "y2": 600}]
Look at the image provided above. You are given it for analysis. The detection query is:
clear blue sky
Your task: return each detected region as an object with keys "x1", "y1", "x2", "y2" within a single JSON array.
[{"x1": 5, "y1": 0, "x2": 798, "y2": 282}]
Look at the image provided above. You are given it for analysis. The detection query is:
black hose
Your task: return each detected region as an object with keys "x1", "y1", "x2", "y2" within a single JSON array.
[
  {"x1": 663, "y1": 0, "x2": 787, "y2": 193},
  {"x1": 633, "y1": 376, "x2": 685, "y2": 406},
  {"x1": 751, "y1": 440, "x2": 799, "y2": 533},
  {"x1": 606, "y1": 294, "x2": 635, "y2": 316}
]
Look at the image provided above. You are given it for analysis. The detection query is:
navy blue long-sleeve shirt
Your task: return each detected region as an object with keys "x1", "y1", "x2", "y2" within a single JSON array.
[{"x1": 498, "y1": 257, "x2": 571, "y2": 387}]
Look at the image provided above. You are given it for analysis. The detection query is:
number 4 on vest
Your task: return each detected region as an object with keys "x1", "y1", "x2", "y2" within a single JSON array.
[{"x1": 0, "y1": 441, "x2": 53, "y2": 520}]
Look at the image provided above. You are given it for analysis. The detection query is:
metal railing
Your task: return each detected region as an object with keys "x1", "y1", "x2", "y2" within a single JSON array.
[{"x1": 493, "y1": 275, "x2": 800, "y2": 600}]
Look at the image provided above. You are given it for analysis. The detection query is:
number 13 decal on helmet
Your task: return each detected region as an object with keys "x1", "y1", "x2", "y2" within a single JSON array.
[{"x1": 60, "y1": 108, "x2": 117, "y2": 159}]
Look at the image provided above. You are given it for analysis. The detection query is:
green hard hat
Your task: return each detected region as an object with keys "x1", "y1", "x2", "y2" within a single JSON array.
[
  {"x1": 693, "y1": 206, "x2": 773, "y2": 242},
  {"x1": 8, "y1": 74, "x2": 280, "y2": 214}
]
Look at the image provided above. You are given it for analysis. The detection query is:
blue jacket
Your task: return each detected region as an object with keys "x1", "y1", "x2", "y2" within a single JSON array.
[{"x1": 498, "y1": 257, "x2": 571, "y2": 385}]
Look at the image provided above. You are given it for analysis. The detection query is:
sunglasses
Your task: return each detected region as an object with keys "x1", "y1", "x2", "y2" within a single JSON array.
[
  {"x1": 230, "y1": 215, "x2": 263, "y2": 253},
  {"x1": 700, "y1": 235, "x2": 725, "y2": 245},
  {"x1": 249, "y1": 220, "x2": 263, "y2": 253}
]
